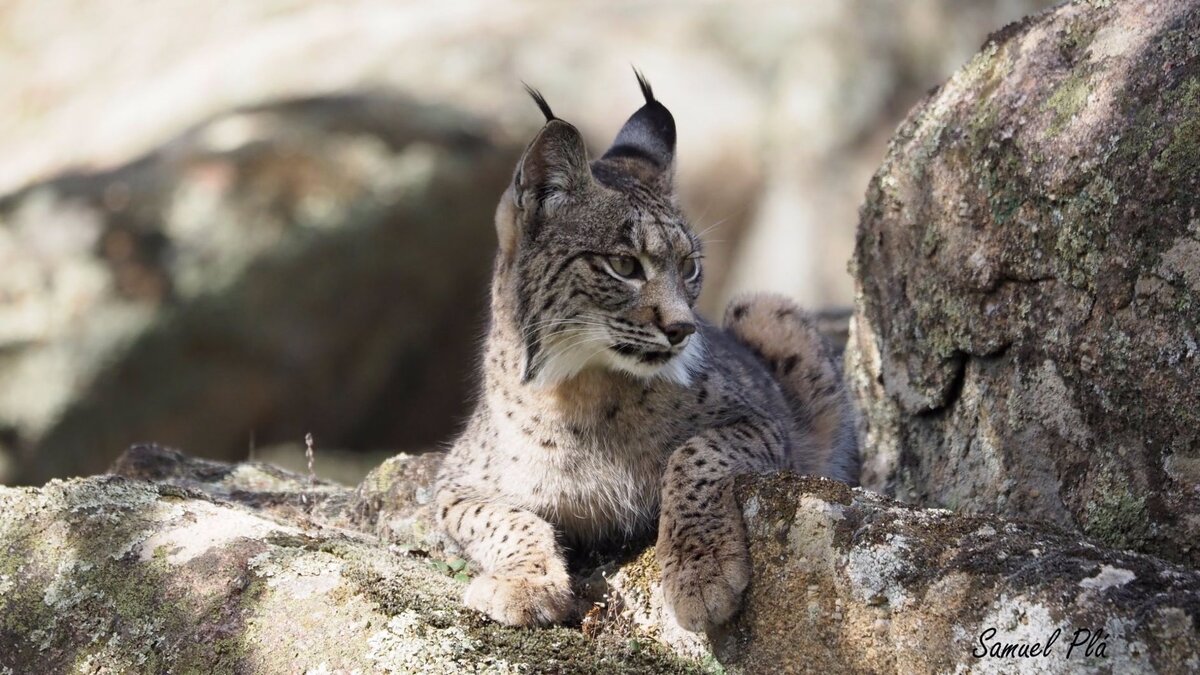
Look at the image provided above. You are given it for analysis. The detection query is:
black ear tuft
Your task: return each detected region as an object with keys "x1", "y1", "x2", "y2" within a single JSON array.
[
  {"x1": 523, "y1": 83, "x2": 556, "y2": 122},
  {"x1": 601, "y1": 70, "x2": 676, "y2": 178},
  {"x1": 633, "y1": 67, "x2": 655, "y2": 104}
]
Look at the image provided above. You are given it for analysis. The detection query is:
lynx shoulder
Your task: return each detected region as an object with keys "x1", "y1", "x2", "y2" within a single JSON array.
[{"x1": 433, "y1": 72, "x2": 858, "y2": 630}]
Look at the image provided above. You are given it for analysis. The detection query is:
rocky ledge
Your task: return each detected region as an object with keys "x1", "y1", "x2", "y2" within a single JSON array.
[{"x1": 1, "y1": 445, "x2": 1196, "y2": 674}]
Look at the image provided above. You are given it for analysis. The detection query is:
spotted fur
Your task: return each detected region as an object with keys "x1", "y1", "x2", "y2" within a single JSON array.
[{"x1": 434, "y1": 74, "x2": 859, "y2": 631}]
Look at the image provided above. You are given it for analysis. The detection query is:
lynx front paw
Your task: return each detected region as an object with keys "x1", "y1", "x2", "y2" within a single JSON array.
[
  {"x1": 463, "y1": 571, "x2": 575, "y2": 627},
  {"x1": 657, "y1": 525, "x2": 751, "y2": 632}
]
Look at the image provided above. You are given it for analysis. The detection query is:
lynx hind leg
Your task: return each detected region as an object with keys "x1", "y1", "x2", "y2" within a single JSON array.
[{"x1": 723, "y1": 292, "x2": 860, "y2": 485}]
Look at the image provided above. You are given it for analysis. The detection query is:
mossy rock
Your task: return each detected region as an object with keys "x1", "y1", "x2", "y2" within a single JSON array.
[
  {"x1": 850, "y1": 0, "x2": 1200, "y2": 566},
  {"x1": 5, "y1": 448, "x2": 1200, "y2": 673}
]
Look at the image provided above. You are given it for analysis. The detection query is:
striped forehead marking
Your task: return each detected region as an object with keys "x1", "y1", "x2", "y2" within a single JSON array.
[{"x1": 630, "y1": 214, "x2": 693, "y2": 258}]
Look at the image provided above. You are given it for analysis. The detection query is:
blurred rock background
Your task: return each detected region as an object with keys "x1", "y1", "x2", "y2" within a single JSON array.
[{"x1": 0, "y1": 0, "x2": 1056, "y2": 485}]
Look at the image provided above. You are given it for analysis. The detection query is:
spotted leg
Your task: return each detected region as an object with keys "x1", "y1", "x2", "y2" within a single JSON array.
[{"x1": 436, "y1": 484, "x2": 574, "y2": 626}]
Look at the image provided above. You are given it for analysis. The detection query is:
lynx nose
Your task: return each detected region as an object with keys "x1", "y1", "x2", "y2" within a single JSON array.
[{"x1": 662, "y1": 321, "x2": 695, "y2": 346}]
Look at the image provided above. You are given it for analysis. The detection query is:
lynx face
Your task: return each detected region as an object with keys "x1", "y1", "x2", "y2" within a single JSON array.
[{"x1": 496, "y1": 78, "x2": 706, "y2": 386}]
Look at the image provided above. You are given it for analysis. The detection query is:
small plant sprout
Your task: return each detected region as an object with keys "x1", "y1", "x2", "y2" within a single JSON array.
[{"x1": 301, "y1": 432, "x2": 316, "y2": 505}]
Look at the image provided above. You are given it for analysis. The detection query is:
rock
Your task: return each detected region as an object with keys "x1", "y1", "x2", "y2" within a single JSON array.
[
  {"x1": 618, "y1": 474, "x2": 1200, "y2": 674},
  {"x1": 0, "y1": 94, "x2": 516, "y2": 484},
  {"x1": 352, "y1": 450, "x2": 448, "y2": 550},
  {"x1": 110, "y1": 443, "x2": 357, "y2": 530},
  {"x1": 849, "y1": 0, "x2": 1200, "y2": 565},
  {"x1": 0, "y1": 447, "x2": 703, "y2": 674},
  {"x1": 4, "y1": 446, "x2": 1198, "y2": 673}
]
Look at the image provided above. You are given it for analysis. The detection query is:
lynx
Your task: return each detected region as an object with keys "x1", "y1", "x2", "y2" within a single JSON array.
[{"x1": 433, "y1": 73, "x2": 858, "y2": 631}]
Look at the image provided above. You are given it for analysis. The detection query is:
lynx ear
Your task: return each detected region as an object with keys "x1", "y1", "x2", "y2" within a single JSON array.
[
  {"x1": 515, "y1": 121, "x2": 591, "y2": 207},
  {"x1": 513, "y1": 88, "x2": 592, "y2": 212},
  {"x1": 497, "y1": 87, "x2": 593, "y2": 259},
  {"x1": 601, "y1": 70, "x2": 676, "y2": 187}
]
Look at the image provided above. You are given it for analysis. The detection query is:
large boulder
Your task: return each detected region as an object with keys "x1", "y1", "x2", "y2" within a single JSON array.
[
  {"x1": 849, "y1": 0, "x2": 1200, "y2": 565},
  {"x1": 0, "y1": 95, "x2": 515, "y2": 484},
  {"x1": 3, "y1": 446, "x2": 1198, "y2": 673}
]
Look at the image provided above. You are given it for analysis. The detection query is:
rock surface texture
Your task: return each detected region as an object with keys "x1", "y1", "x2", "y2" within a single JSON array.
[
  {"x1": 849, "y1": 0, "x2": 1200, "y2": 566},
  {"x1": 1, "y1": 447, "x2": 702, "y2": 674},
  {"x1": 2, "y1": 446, "x2": 1199, "y2": 673}
]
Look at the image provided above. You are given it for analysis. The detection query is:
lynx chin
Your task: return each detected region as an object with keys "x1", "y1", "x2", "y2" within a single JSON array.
[{"x1": 433, "y1": 72, "x2": 859, "y2": 631}]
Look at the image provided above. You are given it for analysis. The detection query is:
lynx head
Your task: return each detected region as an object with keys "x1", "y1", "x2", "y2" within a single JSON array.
[{"x1": 495, "y1": 72, "x2": 704, "y2": 387}]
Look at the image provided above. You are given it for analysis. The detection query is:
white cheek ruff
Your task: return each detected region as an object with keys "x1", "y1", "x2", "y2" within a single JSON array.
[
  {"x1": 658, "y1": 333, "x2": 705, "y2": 387},
  {"x1": 601, "y1": 332, "x2": 705, "y2": 388},
  {"x1": 529, "y1": 328, "x2": 613, "y2": 387},
  {"x1": 529, "y1": 329, "x2": 707, "y2": 389}
]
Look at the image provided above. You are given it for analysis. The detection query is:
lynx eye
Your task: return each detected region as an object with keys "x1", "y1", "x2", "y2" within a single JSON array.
[
  {"x1": 605, "y1": 255, "x2": 643, "y2": 280},
  {"x1": 680, "y1": 256, "x2": 701, "y2": 281}
]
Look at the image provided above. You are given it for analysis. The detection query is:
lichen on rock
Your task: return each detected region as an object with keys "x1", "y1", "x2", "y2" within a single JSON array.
[
  {"x1": 4, "y1": 444, "x2": 1200, "y2": 673},
  {"x1": 849, "y1": 0, "x2": 1200, "y2": 566},
  {"x1": 1, "y1": 447, "x2": 707, "y2": 674}
]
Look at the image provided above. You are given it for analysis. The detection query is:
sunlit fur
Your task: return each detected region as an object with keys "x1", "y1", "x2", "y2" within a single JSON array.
[{"x1": 434, "y1": 77, "x2": 860, "y2": 630}]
